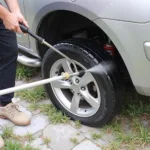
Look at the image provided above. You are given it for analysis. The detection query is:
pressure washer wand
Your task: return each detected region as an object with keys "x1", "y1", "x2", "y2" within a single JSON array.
[
  {"x1": 19, "y1": 24, "x2": 77, "y2": 71},
  {"x1": 0, "y1": 71, "x2": 86, "y2": 96}
]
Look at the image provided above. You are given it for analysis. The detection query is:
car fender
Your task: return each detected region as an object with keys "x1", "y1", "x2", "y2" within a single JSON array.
[{"x1": 31, "y1": 0, "x2": 150, "y2": 34}]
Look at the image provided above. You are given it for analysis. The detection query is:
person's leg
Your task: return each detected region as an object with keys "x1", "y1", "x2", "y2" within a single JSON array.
[
  {"x1": 0, "y1": 20, "x2": 18, "y2": 106},
  {"x1": 0, "y1": 20, "x2": 30, "y2": 126}
]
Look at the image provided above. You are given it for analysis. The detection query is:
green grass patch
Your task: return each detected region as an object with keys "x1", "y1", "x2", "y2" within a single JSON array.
[
  {"x1": 43, "y1": 137, "x2": 51, "y2": 146},
  {"x1": 91, "y1": 133, "x2": 102, "y2": 140},
  {"x1": 101, "y1": 86, "x2": 150, "y2": 149},
  {"x1": 102, "y1": 117, "x2": 122, "y2": 134},
  {"x1": 24, "y1": 133, "x2": 34, "y2": 142},
  {"x1": 70, "y1": 138, "x2": 79, "y2": 144},
  {"x1": 75, "y1": 120, "x2": 82, "y2": 129},
  {"x1": 115, "y1": 132, "x2": 137, "y2": 144},
  {"x1": 102, "y1": 141, "x2": 122, "y2": 150},
  {"x1": 122, "y1": 86, "x2": 150, "y2": 119},
  {"x1": 4, "y1": 140, "x2": 40, "y2": 150},
  {"x1": 16, "y1": 63, "x2": 39, "y2": 81},
  {"x1": 2, "y1": 126, "x2": 14, "y2": 139},
  {"x1": 29, "y1": 104, "x2": 70, "y2": 124},
  {"x1": 137, "y1": 126, "x2": 150, "y2": 144},
  {"x1": 15, "y1": 86, "x2": 47, "y2": 103}
]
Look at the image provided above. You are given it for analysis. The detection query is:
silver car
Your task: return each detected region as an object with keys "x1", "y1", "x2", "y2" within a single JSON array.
[{"x1": 1, "y1": 0, "x2": 150, "y2": 127}]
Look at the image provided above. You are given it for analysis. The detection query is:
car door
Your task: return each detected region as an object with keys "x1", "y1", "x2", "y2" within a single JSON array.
[{"x1": 0, "y1": 0, "x2": 30, "y2": 48}]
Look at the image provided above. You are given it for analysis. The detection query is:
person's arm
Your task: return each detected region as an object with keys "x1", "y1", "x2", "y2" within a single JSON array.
[
  {"x1": 5, "y1": 0, "x2": 29, "y2": 27},
  {"x1": 0, "y1": 0, "x2": 28, "y2": 33},
  {"x1": 0, "y1": 4, "x2": 10, "y2": 20},
  {"x1": 4, "y1": 0, "x2": 20, "y2": 13}
]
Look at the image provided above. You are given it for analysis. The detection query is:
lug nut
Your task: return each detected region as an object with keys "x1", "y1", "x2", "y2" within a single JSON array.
[
  {"x1": 81, "y1": 87, "x2": 86, "y2": 91},
  {"x1": 75, "y1": 79, "x2": 79, "y2": 83}
]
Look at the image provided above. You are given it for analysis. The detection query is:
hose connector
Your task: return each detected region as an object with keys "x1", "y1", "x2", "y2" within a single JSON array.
[{"x1": 62, "y1": 72, "x2": 71, "y2": 80}]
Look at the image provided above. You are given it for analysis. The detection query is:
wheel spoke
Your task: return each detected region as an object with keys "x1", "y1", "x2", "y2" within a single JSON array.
[
  {"x1": 80, "y1": 90, "x2": 99, "y2": 109},
  {"x1": 79, "y1": 72, "x2": 94, "y2": 86},
  {"x1": 61, "y1": 59, "x2": 73, "y2": 73},
  {"x1": 51, "y1": 80, "x2": 72, "y2": 89},
  {"x1": 70, "y1": 93, "x2": 81, "y2": 113}
]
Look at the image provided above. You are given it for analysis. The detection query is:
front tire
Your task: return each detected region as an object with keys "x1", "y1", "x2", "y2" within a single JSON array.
[{"x1": 42, "y1": 39, "x2": 124, "y2": 127}]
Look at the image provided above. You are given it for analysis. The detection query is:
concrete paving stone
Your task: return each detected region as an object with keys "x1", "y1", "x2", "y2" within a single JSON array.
[
  {"x1": 18, "y1": 100, "x2": 31, "y2": 108},
  {"x1": 84, "y1": 130, "x2": 113, "y2": 147},
  {"x1": 12, "y1": 97, "x2": 21, "y2": 103},
  {"x1": 31, "y1": 99, "x2": 52, "y2": 115},
  {"x1": 33, "y1": 130, "x2": 43, "y2": 138},
  {"x1": 141, "y1": 120, "x2": 149, "y2": 128},
  {"x1": 101, "y1": 134, "x2": 115, "y2": 144},
  {"x1": 0, "y1": 118, "x2": 13, "y2": 129},
  {"x1": 32, "y1": 109, "x2": 41, "y2": 115},
  {"x1": 43, "y1": 124, "x2": 85, "y2": 150},
  {"x1": 17, "y1": 104, "x2": 32, "y2": 118},
  {"x1": 24, "y1": 138, "x2": 52, "y2": 150},
  {"x1": 38, "y1": 146, "x2": 52, "y2": 150},
  {"x1": 15, "y1": 80, "x2": 26, "y2": 86},
  {"x1": 30, "y1": 137, "x2": 43, "y2": 147},
  {"x1": 28, "y1": 75, "x2": 41, "y2": 82},
  {"x1": 72, "y1": 140, "x2": 101, "y2": 150},
  {"x1": 137, "y1": 147, "x2": 150, "y2": 150},
  {"x1": 14, "y1": 114, "x2": 50, "y2": 136},
  {"x1": 83, "y1": 128, "x2": 101, "y2": 138},
  {"x1": 26, "y1": 137, "x2": 52, "y2": 150},
  {"x1": 70, "y1": 121, "x2": 96, "y2": 133},
  {"x1": 39, "y1": 99, "x2": 52, "y2": 105}
]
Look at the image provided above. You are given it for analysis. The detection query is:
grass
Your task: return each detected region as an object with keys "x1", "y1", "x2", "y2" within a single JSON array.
[
  {"x1": 75, "y1": 120, "x2": 82, "y2": 129},
  {"x1": 4, "y1": 140, "x2": 22, "y2": 150},
  {"x1": 101, "y1": 85, "x2": 150, "y2": 149},
  {"x1": 1, "y1": 127, "x2": 39, "y2": 150},
  {"x1": 115, "y1": 132, "x2": 137, "y2": 144},
  {"x1": 4, "y1": 140, "x2": 40, "y2": 150},
  {"x1": 29, "y1": 104, "x2": 70, "y2": 124},
  {"x1": 24, "y1": 133, "x2": 34, "y2": 142},
  {"x1": 42, "y1": 137, "x2": 51, "y2": 146},
  {"x1": 137, "y1": 126, "x2": 150, "y2": 144},
  {"x1": 2, "y1": 126, "x2": 14, "y2": 139},
  {"x1": 70, "y1": 138, "x2": 79, "y2": 144},
  {"x1": 102, "y1": 117, "x2": 122, "y2": 134},
  {"x1": 91, "y1": 133, "x2": 102, "y2": 140},
  {"x1": 102, "y1": 141, "x2": 122, "y2": 150},
  {"x1": 16, "y1": 63, "x2": 39, "y2": 81},
  {"x1": 15, "y1": 86, "x2": 47, "y2": 103}
]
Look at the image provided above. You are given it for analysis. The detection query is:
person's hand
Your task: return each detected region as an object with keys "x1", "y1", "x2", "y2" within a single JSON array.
[
  {"x1": 13, "y1": 12, "x2": 29, "y2": 29},
  {"x1": 2, "y1": 12, "x2": 22, "y2": 33}
]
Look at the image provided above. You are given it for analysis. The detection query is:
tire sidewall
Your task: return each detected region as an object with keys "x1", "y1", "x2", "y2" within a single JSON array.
[{"x1": 42, "y1": 43, "x2": 116, "y2": 127}]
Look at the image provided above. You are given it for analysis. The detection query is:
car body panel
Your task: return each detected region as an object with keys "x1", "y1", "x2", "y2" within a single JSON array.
[
  {"x1": 94, "y1": 18, "x2": 150, "y2": 96},
  {"x1": 0, "y1": 0, "x2": 30, "y2": 48},
  {"x1": 22, "y1": 0, "x2": 150, "y2": 55}
]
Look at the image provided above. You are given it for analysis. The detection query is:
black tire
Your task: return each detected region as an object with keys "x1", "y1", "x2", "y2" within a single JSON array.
[{"x1": 42, "y1": 39, "x2": 124, "y2": 127}]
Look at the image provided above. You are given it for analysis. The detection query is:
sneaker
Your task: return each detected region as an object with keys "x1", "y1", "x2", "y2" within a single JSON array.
[
  {"x1": 0, "y1": 136, "x2": 4, "y2": 150},
  {"x1": 0, "y1": 103, "x2": 30, "y2": 126}
]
